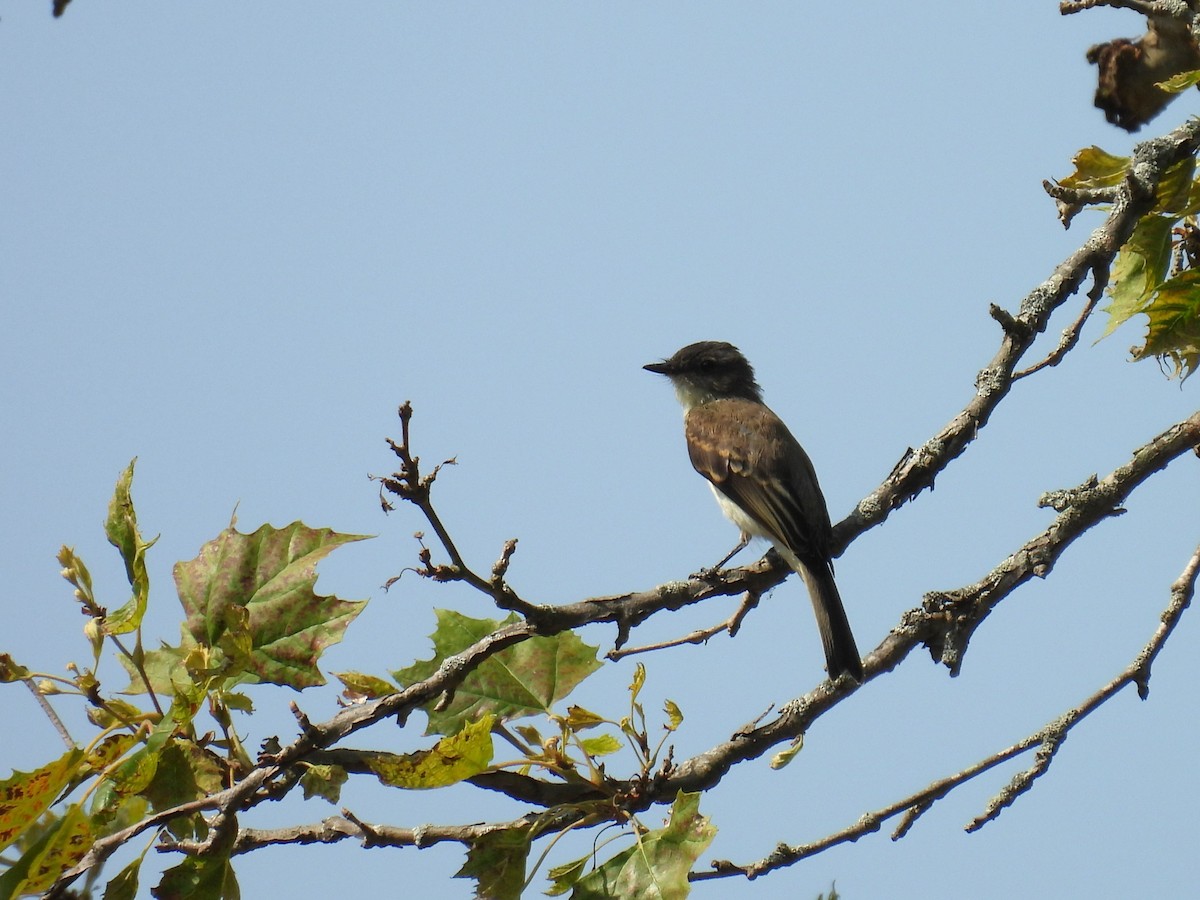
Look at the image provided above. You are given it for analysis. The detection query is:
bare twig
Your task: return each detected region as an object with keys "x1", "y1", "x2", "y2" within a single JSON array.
[
  {"x1": 1013, "y1": 265, "x2": 1108, "y2": 378},
  {"x1": 375, "y1": 403, "x2": 543, "y2": 620},
  {"x1": 22, "y1": 677, "x2": 73, "y2": 749},
  {"x1": 1042, "y1": 178, "x2": 1120, "y2": 228},
  {"x1": 606, "y1": 590, "x2": 762, "y2": 660}
]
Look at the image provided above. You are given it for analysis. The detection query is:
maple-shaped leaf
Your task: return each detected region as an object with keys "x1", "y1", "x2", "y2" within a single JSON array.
[
  {"x1": 299, "y1": 764, "x2": 348, "y2": 804},
  {"x1": 101, "y1": 855, "x2": 144, "y2": 900},
  {"x1": 1057, "y1": 145, "x2": 1129, "y2": 191},
  {"x1": 369, "y1": 714, "x2": 494, "y2": 789},
  {"x1": 142, "y1": 738, "x2": 228, "y2": 840},
  {"x1": 1103, "y1": 214, "x2": 1174, "y2": 336},
  {"x1": 1138, "y1": 269, "x2": 1200, "y2": 379},
  {"x1": 570, "y1": 792, "x2": 716, "y2": 900},
  {"x1": 392, "y1": 610, "x2": 603, "y2": 736},
  {"x1": 455, "y1": 826, "x2": 531, "y2": 900},
  {"x1": 173, "y1": 522, "x2": 370, "y2": 690},
  {"x1": 153, "y1": 843, "x2": 239, "y2": 900}
]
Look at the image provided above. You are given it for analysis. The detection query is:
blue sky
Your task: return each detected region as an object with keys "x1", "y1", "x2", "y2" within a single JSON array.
[{"x1": 2, "y1": 3, "x2": 1197, "y2": 898}]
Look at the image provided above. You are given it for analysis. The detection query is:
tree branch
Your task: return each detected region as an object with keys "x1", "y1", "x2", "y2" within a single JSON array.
[
  {"x1": 694, "y1": 538, "x2": 1200, "y2": 882},
  {"x1": 833, "y1": 116, "x2": 1200, "y2": 553}
]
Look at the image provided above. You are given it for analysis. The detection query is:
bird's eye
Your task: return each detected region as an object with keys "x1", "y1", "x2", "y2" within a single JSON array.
[{"x1": 699, "y1": 357, "x2": 715, "y2": 369}]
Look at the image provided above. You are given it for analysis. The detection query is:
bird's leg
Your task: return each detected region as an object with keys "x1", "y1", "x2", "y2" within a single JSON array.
[{"x1": 692, "y1": 532, "x2": 750, "y2": 580}]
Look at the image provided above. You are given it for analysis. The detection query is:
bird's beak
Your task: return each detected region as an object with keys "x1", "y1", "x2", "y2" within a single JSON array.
[{"x1": 643, "y1": 360, "x2": 673, "y2": 375}]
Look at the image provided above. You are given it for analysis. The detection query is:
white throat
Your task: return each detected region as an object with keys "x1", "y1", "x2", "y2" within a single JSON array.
[{"x1": 671, "y1": 379, "x2": 718, "y2": 411}]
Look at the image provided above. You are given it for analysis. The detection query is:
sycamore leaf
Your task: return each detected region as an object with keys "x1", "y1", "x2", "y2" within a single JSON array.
[
  {"x1": 153, "y1": 849, "x2": 240, "y2": 900},
  {"x1": 546, "y1": 854, "x2": 590, "y2": 896},
  {"x1": 89, "y1": 779, "x2": 149, "y2": 836},
  {"x1": 0, "y1": 653, "x2": 30, "y2": 683},
  {"x1": 1057, "y1": 145, "x2": 1129, "y2": 191},
  {"x1": 565, "y1": 705, "x2": 607, "y2": 730},
  {"x1": 102, "y1": 854, "x2": 145, "y2": 900},
  {"x1": 570, "y1": 792, "x2": 716, "y2": 900},
  {"x1": 369, "y1": 714, "x2": 494, "y2": 788},
  {"x1": 85, "y1": 733, "x2": 140, "y2": 773},
  {"x1": 142, "y1": 739, "x2": 227, "y2": 840},
  {"x1": 1155, "y1": 158, "x2": 1197, "y2": 215},
  {"x1": 455, "y1": 826, "x2": 531, "y2": 900},
  {"x1": 663, "y1": 700, "x2": 683, "y2": 732},
  {"x1": 299, "y1": 764, "x2": 348, "y2": 803},
  {"x1": 1103, "y1": 214, "x2": 1174, "y2": 336},
  {"x1": 513, "y1": 724, "x2": 542, "y2": 747},
  {"x1": 173, "y1": 522, "x2": 370, "y2": 690},
  {"x1": 104, "y1": 458, "x2": 156, "y2": 635},
  {"x1": 332, "y1": 670, "x2": 396, "y2": 700},
  {"x1": 1157, "y1": 69, "x2": 1200, "y2": 93},
  {"x1": 120, "y1": 640, "x2": 194, "y2": 695},
  {"x1": 1137, "y1": 269, "x2": 1200, "y2": 379},
  {"x1": 0, "y1": 803, "x2": 93, "y2": 896},
  {"x1": 628, "y1": 662, "x2": 646, "y2": 704},
  {"x1": 392, "y1": 610, "x2": 602, "y2": 736},
  {"x1": 108, "y1": 746, "x2": 160, "y2": 798},
  {"x1": 580, "y1": 734, "x2": 623, "y2": 757},
  {"x1": 0, "y1": 747, "x2": 85, "y2": 854}
]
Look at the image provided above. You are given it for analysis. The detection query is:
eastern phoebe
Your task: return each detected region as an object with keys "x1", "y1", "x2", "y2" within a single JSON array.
[{"x1": 644, "y1": 341, "x2": 864, "y2": 682}]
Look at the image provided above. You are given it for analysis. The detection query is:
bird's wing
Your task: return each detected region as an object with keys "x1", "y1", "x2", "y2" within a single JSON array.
[{"x1": 684, "y1": 398, "x2": 832, "y2": 564}]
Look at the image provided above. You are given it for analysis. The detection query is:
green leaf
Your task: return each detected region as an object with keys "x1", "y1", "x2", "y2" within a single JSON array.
[
  {"x1": 219, "y1": 690, "x2": 254, "y2": 714},
  {"x1": 108, "y1": 746, "x2": 161, "y2": 798},
  {"x1": 104, "y1": 458, "x2": 157, "y2": 635},
  {"x1": 0, "y1": 747, "x2": 85, "y2": 854},
  {"x1": 1057, "y1": 145, "x2": 1129, "y2": 191},
  {"x1": 153, "y1": 849, "x2": 240, "y2": 900},
  {"x1": 1137, "y1": 269, "x2": 1200, "y2": 379},
  {"x1": 392, "y1": 610, "x2": 603, "y2": 736},
  {"x1": 299, "y1": 764, "x2": 348, "y2": 803},
  {"x1": 89, "y1": 780, "x2": 149, "y2": 837},
  {"x1": 1104, "y1": 214, "x2": 1175, "y2": 336},
  {"x1": 628, "y1": 663, "x2": 646, "y2": 704},
  {"x1": 513, "y1": 724, "x2": 542, "y2": 747},
  {"x1": 770, "y1": 735, "x2": 805, "y2": 770},
  {"x1": 564, "y1": 705, "x2": 607, "y2": 730},
  {"x1": 580, "y1": 734, "x2": 623, "y2": 757},
  {"x1": 570, "y1": 792, "x2": 716, "y2": 899},
  {"x1": 1156, "y1": 158, "x2": 1197, "y2": 215},
  {"x1": 369, "y1": 715, "x2": 494, "y2": 788},
  {"x1": 173, "y1": 522, "x2": 370, "y2": 689},
  {"x1": 120, "y1": 640, "x2": 196, "y2": 695},
  {"x1": 455, "y1": 826, "x2": 531, "y2": 900},
  {"x1": 332, "y1": 670, "x2": 396, "y2": 700},
  {"x1": 663, "y1": 700, "x2": 683, "y2": 732},
  {"x1": 1, "y1": 803, "x2": 93, "y2": 896},
  {"x1": 142, "y1": 739, "x2": 227, "y2": 840},
  {"x1": 0, "y1": 653, "x2": 29, "y2": 683},
  {"x1": 1156, "y1": 69, "x2": 1200, "y2": 94},
  {"x1": 85, "y1": 733, "x2": 140, "y2": 773},
  {"x1": 102, "y1": 854, "x2": 145, "y2": 900},
  {"x1": 546, "y1": 854, "x2": 590, "y2": 896}
]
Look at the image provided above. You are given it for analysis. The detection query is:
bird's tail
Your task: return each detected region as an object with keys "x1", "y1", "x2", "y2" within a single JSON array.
[{"x1": 797, "y1": 560, "x2": 863, "y2": 683}]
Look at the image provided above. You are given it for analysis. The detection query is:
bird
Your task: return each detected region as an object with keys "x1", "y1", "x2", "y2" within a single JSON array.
[{"x1": 643, "y1": 341, "x2": 864, "y2": 682}]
